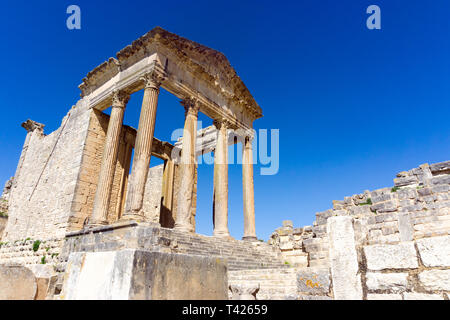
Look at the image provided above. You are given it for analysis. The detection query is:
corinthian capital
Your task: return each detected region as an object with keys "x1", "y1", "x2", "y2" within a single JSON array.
[
  {"x1": 181, "y1": 97, "x2": 200, "y2": 117},
  {"x1": 111, "y1": 90, "x2": 130, "y2": 108},
  {"x1": 141, "y1": 71, "x2": 166, "y2": 89},
  {"x1": 213, "y1": 118, "x2": 232, "y2": 130}
]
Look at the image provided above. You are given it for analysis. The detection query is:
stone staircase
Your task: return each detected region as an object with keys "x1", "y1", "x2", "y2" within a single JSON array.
[
  {"x1": 228, "y1": 268, "x2": 299, "y2": 300},
  {"x1": 157, "y1": 228, "x2": 287, "y2": 270}
]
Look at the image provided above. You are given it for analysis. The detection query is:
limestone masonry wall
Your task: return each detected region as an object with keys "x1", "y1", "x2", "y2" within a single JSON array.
[
  {"x1": 0, "y1": 238, "x2": 64, "y2": 266},
  {"x1": 3, "y1": 100, "x2": 92, "y2": 241},
  {"x1": 68, "y1": 109, "x2": 134, "y2": 230},
  {"x1": 0, "y1": 178, "x2": 12, "y2": 238},
  {"x1": 0, "y1": 217, "x2": 7, "y2": 239},
  {"x1": 264, "y1": 160, "x2": 450, "y2": 299}
]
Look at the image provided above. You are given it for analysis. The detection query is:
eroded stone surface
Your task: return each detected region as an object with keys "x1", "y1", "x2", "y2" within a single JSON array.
[
  {"x1": 0, "y1": 265, "x2": 37, "y2": 300},
  {"x1": 416, "y1": 235, "x2": 450, "y2": 267},
  {"x1": 366, "y1": 272, "x2": 409, "y2": 293},
  {"x1": 366, "y1": 294, "x2": 402, "y2": 300},
  {"x1": 297, "y1": 269, "x2": 330, "y2": 295},
  {"x1": 62, "y1": 249, "x2": 228, "y2": 300},
  {"x1": 364, "y1": 242, "x2": 418, "y2": 270},
  {"x1": 418, "y1": 270, "x2": 450, "y2": 291},
  {"x1": 327, "y1": 216, "x2": 363, "y2": 299},
  {"x1": 403, "y1": 292, "x2": 444, "y2": 300}
]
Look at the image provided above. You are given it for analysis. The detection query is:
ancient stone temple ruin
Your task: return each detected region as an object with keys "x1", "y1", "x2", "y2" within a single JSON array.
[{"x1": 0, "y1": 27, "x2": 449, "y2": 300}]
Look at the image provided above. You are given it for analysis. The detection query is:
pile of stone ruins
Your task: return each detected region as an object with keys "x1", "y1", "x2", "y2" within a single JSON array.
[{"x1": 0, "y1": 27, "x2": 448, "y2": 300}]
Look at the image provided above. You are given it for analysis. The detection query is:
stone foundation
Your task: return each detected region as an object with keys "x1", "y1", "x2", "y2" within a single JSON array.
[{"x1": 60, "y1": 249, "x2": 228, "y2": 300}]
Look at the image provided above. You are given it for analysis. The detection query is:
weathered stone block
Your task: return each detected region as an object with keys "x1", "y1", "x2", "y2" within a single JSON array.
[
  {"x1": 299, "y1": 295, "x2": 332, "y2": 300},
  {"x1": 279, "y1": 241, "x2": 294, "y2": 251},
  {"x1": 297, "y1": 269, "x2": 330, "y2": 294},
  {"x1": 431, "y1": 175, "x2": 450, "y2": 185},
  {"x1": 403, "y1": 292, "x2": 444, "y2": 300},
  {"x1": 61, "y1": 249, "x2": 228, "y2": 300},
  {"x1": 364, "y1": 242, "x2": 418, "y2": 270},
  {"x1": 28, "y1": 264, "x2": 57, "y2": 300},
  {"x1": 366, "y1": 294, "x2": 402, "y2": 300},
  {"x1": 394, "y1": 176, "x2": 418, "y2": 187},
  {"x1": 0, "y1": 265, "x2": 37, "y2": 300},
  {"x1": 416, "y1": 235, "x2": 450, "y2": 267},
  {"x1": 370, "y1": 200, "x2": 398, "y2": 213},
  {"x1": 327, "y1": 216, "x2": 363, "y2": 300},
  {"x1": 282, "y1": 220, "x2": 293, "y2": 228},
  {"x1": 418, "y1": 270, "x2": 450, "y2": 291},
  {"x1": 366, "y1": 272, "x2": 408, "y2": 293},
  {"x1": 398, "y1": 213, "x2": 413, "y2": 241}
]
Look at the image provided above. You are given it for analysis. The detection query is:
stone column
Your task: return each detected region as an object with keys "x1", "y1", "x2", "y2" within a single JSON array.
[
  {"x1": 122, "y1": 73, "x2": 162, "y2": 221},
  {"x1": 242, "y1": 136, "x2": 257, "y2": 241},
  {"x1": 90, "y1": 90, "x2": 130, "y2": 226},
  {"x1": 174, "y1": 98, "x2": 199, "y2": 233},
  {"x1": 213, "y1": 119, "x2": 230, "y2": 237}
]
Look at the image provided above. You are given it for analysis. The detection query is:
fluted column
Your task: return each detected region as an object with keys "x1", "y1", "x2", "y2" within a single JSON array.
[
  {"x1": 242, "y1": 135, "x2": 257, "y2": 241},
  {"x1": 213, "y1": 119, "x2": 230, "y2": 237},
  {"x1": 90, "y1": 90, "x2": 130, "y2": 226},
  {"x1": 174, "y1": 98, "x2": 199, "y2": 233},
  {"x1": 122, "y1": 73, "x2": 163, "y2": 221}
]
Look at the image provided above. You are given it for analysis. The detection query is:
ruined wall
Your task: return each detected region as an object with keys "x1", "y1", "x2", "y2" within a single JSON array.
[
  {"x1": 0, "y1": 217, "x2": 7, "y2": 239},
  {"x1": 0, "y1": 178, "x2": 12, "y2": 238},
  {"x1": 3, "y1": 100, "x2": 92, "y2": 241},
  {"x1": 68, "y1": 110, "x2": 133, "y2": 230},
  {"x1": 267, "y1": 161, "x2": 450, "y2": 299},
  {"x1": 0, "y1": 238, "x2": 63, "y2": 266}
]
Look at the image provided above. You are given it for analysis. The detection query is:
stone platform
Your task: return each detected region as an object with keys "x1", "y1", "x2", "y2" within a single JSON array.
[
  {"x1": 60, "y1": 249, "x2": 228, "y2": 300},
  {"x1": 59, "y1": 221, "x2": 286, "y2": 272}
]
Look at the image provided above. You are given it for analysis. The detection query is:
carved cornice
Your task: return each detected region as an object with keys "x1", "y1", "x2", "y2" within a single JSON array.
[
  {"x1": 111, "y1": 90, "x2": 130, "y2": 108},
  {"x1": 78, "y1": 27, "x2": 263, "y2": 120}
]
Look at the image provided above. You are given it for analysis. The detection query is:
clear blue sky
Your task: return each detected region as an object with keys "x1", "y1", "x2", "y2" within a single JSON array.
[{"x1": 0, "y1": 1, "x2": 449, "y2": 240}]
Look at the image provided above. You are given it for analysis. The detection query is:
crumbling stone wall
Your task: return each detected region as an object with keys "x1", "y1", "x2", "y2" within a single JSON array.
[
  {"x1": 3, "y1": 100, "x2": 92, "y2": 241},
  {"x1": 267, "y1": 161, "x2": 450, "y2": 299},
  {"x1": 0, "y1": 178, "x2": 12, "y2": 238},
  {"x1": 270, "y1": 161, "x2": 450, "y2": 268},
  {"x1": 0, "y1": 217, "x2": 7, "y2": 239},
  {"x1": 0, "y1": 238, "x2": 63, "y2": 266},
  {"x1": 0, "y1": 178, "x2": 13, "y2": 213}
]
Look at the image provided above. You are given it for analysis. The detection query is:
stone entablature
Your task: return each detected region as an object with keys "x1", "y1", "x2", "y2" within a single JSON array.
[{"x1": 79, "y1": 27, "x2": 261, "y2": 133}]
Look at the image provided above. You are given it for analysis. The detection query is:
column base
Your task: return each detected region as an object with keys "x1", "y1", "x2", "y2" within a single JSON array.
[
  {"x1": 87, "y1": 219, "x2": 108, "y2": 227},
  {"x1": 174, "y1": 223, "x2": 194, "y2": 233},
  {"x1": 242, "y1": 236, "x2": 258, "y2": 242},
  {"x1": 213, "y1": 230, "x2": 231, "y2": 238},
  {"x1": 120, "y1": 213, "x2": 145, "y2": 223}
]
